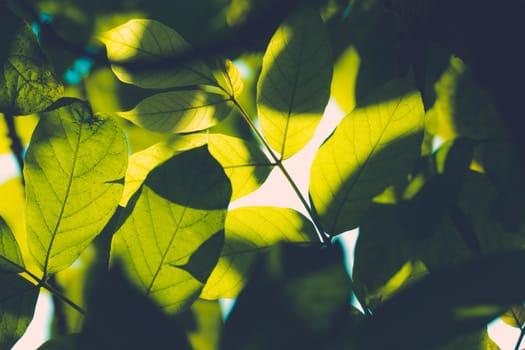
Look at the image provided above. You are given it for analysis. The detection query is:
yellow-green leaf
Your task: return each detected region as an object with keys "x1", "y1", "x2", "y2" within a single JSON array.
[
  {"x1": 0, "y1": 7, "x2": 63, "y2": 115},
  {"x1": 216, "y1": 59, "x2": 243, "y2": 98},
  {"x1": 0, "y1": 217, "x2": 23, "y2": 273},
  {"x1": 111, "y1": 146, "x2": 231, "y2": 314},
  {"x1": 309, "y1": 75, "x2": 424, "y2": 235},
  {"x1": 117, "y1": 90, "x2": 232, "y2": 134},
  {"x1": 25, "y1": 99, "x2": 128, "y2": 276},
  {"x1": 99, "y1": 19, "x2": 217, "y2": 89},
  {"x1": 201, "y1": 206, "x2": 317, "y2": 299},
  {"x1": 501, "y1": 304, "x2": 525, "y2": 328},
  {"x1": 207, "y1": 134, "x2": 272, "y2": 201},
  {"x1": 0, "y1": 274, "x2": 38, "y2": 350},
  {"x1": 257, "y1": 5, "x2": 332, "y2": 159}
]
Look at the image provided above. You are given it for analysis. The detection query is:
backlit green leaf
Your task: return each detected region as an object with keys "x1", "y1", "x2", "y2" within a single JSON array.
[
  {"x1": 216, "y1": 59, "x2": 243, "y2": 98},
  {"x1": 99, "y1": 19, "x2": 217, "y2": 89},
  {"x1": 25, "y1": 99, "x2": 128, "y2": 276},
  {"x1": 111, "y1": 146, "x2": 231, "y2": 313},
  {"x1": 0, "y1": 274, "x2": 39, "y2": 350},
  {"x1": 117, "y1": 90, "x2": 232, "y2": 134},
  {"x1": 501, "y1": 304, "x2": 525, "y2": 328},
  {"x1": 0, "y1": 217, "x2": 23, "y2": 273},
  {"x1": 0, "y1": 6, "x2": 63, "y2": 115},
  {"x1": 309, "y1": 75, "x2": 424, "y2": 235},
  {"x1": 201, "y1": 206, "x2": 318, "y2": 299},
  {"x1": 207, "y1": 134, "x2": 272, "y2": 200},
  {"x1": 257, "y1": 5, "x2": 332, "y2": 159}
]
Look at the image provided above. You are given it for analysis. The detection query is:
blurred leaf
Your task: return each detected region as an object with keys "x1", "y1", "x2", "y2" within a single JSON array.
[
  {"x1": 222, "y1": 242, "x2": 352, "y2": 350},
  {"x1": 257, "y1": 4, "x2": 332, "y2": 159},
  {"x1": 79, "y1": 263, "x2": 191, "y2": 350},
  {"x1": 177, "y1": 299, "x2": 223, "y2": 350},
  {"x1": 207, "y1": 133, "x2": 272, "y2": 200},
  {"x1": 25, "y1": 98, "x2": 128, "y2": 275},
  {"x1": 111, "y1": 146, "x2": 231, "y2": 313},
  {"x1": 37, "y1": 334, "x2": 80, "y2": 350},
  {"x1": 0, "y1": 274, "x2": 39, "y2": 350},
  {"x1": 99, "y1": 19, "x2": 217, "y2": 89},
  {"x1": 120, "y1": 134, "x2": 207, "y2": 206},
  {"x1": 202, "y1": 206, "x2": 318, "y2": 299},
  {"x1": 309, "y1": 74, "x2": 424, "y2": 235},
  {"x1": 429, "y1": 328, "x2": 501, "y2": 350},
  {"x1": 0, "y1": 217, "x2": 23, "y2": 272},
  {"x1": 331, "y1": 46, "x2": 359, "y2": 114},
  {"x1": 355, "y1": 250, "x2": 525, "y2": 349},
  {"x1": 0, "y1": 6, "x2": 63, "y2": 115},
  {"x1": 501, "y1": 304, "x2": 525, "y2": 328},
  {"x1": 117, "y1": 90, "x2": 232, "y2": 133}
]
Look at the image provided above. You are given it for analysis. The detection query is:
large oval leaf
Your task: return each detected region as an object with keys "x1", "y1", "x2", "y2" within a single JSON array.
[
  {"x1": 117, "y1": 90, "x2": 232, "y2": 134},
  {"x1": 201, "y1": 206, "x2": 318, "y2": 299},
  {"x1": 309, "y1": 75, "x2": 424, "y2": 235},
  {"x1": 111, "y1": 146, "x2": 231, "y2": 314},
  {"x1": 99, "y1": 19, "x2": 217, "y2": 89},
  {"x1": 256, "y1": 5, "x2": 332, "y2": 159},
  {"x1": 24, "y1": 99, "x2": 128, "y2": 276},
  {"x1": 0, "y1": 274, "x2": 39, "y2": 350},
  {"x1": 0, "y1": 7, "x2": 63, "y2": 115}
]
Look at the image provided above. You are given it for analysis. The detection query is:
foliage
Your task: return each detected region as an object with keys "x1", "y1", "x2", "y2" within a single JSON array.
[{"x1": 0, "y1": 0, "x2": 525, "y2": 349}]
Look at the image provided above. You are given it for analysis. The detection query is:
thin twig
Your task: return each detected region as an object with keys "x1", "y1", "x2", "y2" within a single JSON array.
[{"x1": 515, "y1": 327, "x2": 525, "y2": 350}]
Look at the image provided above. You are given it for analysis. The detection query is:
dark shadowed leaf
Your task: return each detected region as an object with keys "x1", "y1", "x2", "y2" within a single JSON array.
[
  {"x1": 37, "y1": 334, "x2": 80, "y2": 350},
  {"x1": 0, "y1": 274, "x2": 39, "y2": 350},
  {"x1": 257, "y1": 4, "x2": 332, "y2": 159},
  {"x1": 111, "y1": 146, "x2": 231, "y2": 313},
  {"x1": 202, "y1": 206, "x2": 318, "y2": 299},
  {"x1": 79, "y1": 263, "x2": 191, "y2": 350},
  {"x1": 0, "y1": 6, "x2": 63, "y2": 115},
  {"x1": 501, "y1": 304, "x2": 525, "y2": 328},
  {"x1": 176, "y1": 299, "x2": 224, "y2": 350},
  {"x1": 309, "y1": 74, "x2": 424, "y2": 235},
  {"x1": 24, "y1": 98, "x2": 128, "y2": 275},
  {"x1": 100, "y1": 19, "x2": 217, "y2": 89},
  {"x1": 355, "y1": 250, "x2": 525, "y2": 349},
  {"x1": 221, "y1": 242, "x2": 352, "y2": 350}
]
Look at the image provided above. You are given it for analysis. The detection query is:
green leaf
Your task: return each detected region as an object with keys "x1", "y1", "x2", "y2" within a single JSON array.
[
  {"x1": 222, "y1": 242, "x2": 352, "y2": 350},
  {"x1": 111, "y1": 146, "x2": 231, "y2": 313},
  {"x1": 176, "y1": 299, "x2": 223, "y2": 350},
  {"x1": 216, "y1": 59, "x2": 243, "y2": 98},
  {"x1": 24, "y1": 98, "x2": 128, "y2": 275},
  {"x1": 0, "y1": 6, "x2": 63, "y2": 115},
  {"x1": 501, "y1": 304, "x2": 525, "y2": 328},
  {"x1": 429, "y1": 328, "x2": 501, "y2": 350},
  {"x1": 309, "y1": 75, "x2": 425, "y2": 235},
  {"x1": 0, "y1": 274, "x2": 39, "y2": 350},
  {"x1": 120, "y1": 134, "x2": 208, "y2": 206},
  {"x1": 201, "y1": 206, "x2": 318, "y2": 299},
  {"x1": 117, "y1": 90, "x2": 232, "y2": 134},
  {"x1": 207, "y1": 134, "x2": 272, "y2": 201},
  {"x1": 37, "y1": 334, "x2": 80, "y2": 350},
  {"x1": 0, "y1": 216, "x2": 24, "y2": 272},
  {"x1": 355, "y1": 250, "x2": 525, "y2": 349},
  {"x1": 79, "y1": 263, "x2": 191, "y2": 350},
  {"x1": 256, "y1": 5, "x2": 332, "y2": 159},
  {"x1": 99, "y1": 19, "x2": 217, "y2": 89}
]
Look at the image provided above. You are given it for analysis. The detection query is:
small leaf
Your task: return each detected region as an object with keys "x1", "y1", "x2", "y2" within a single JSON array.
[
  {"x1": 207, "y1": 134, "x2": 272, "y2": 200},
  {"x1": 0, "y1": 217, "x2": 23, "y2": 273},
  {"x1": 79, "y1": 263, "x2": 191, "y2": 350},
  {"x1": 120, "y1": 134, "x2": 208, "y2": 206},
  {"x1": 111, "y1": 146, "x2": 231, "y2": 313},
  {"x1": 501, "y1": 304, "x2": 525, "y2": 328},
  {"x1": 25, "y1": 98, "x2": 128, "y2": 275},
  {"x1": 309, "y1": 74, "x2": 424, "y2": 235},
  {"x1": 0, "y1": 6, "x2": 63, "y2": 115},
  {"x1": 257, "y1": 5, "x2": 332, "y2": 159},
  {"x1": 216, "y1": 59, "x2": 243, "y2": 97},
  {"x1": 0, "y1": 274, "x2": 39, "y2": 350},
  {"x1": 99, "y1": 19, "x2": 217, "y2": 89},
  {"x1": 117, "y1": 90, "x2": 232, "y2": 134},
  {"x1": 201, "y1": 206, "x2": 318, "y2": 299}
]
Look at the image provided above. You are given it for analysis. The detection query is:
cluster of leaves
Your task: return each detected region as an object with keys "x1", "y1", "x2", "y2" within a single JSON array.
[{"x1": 1, "y1": 0, "x2": 525, "y2": 349}]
